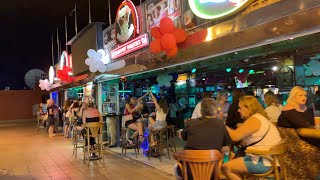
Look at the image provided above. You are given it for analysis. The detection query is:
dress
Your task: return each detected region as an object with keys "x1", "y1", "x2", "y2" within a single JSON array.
[{"x1": 153, "y1": 108, "x2": 167, "y2": 129}]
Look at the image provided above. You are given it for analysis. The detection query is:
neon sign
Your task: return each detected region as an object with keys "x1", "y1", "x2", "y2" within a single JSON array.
[{"x1": 188, "y1": 0, "x2": 253, "y2": 19}]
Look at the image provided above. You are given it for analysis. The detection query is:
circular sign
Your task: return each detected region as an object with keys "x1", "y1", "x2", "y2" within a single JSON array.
[
  {"x1": 188, "y1": 0, "x2": 253, "y2": 20},
  {"x1": 115, "y1": 0, "x2": 139, "y2": 45}
]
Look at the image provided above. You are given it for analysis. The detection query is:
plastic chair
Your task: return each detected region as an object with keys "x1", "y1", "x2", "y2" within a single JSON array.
[
  {"x1": 244, "y1": 141, "x2": 288, "y2": 180},
  {"x1": 82, "y1": 122, "x2": 104, "y2": 163},
  {"x1": 174, "y1": 150, "x2": 222, "y2": 180}
]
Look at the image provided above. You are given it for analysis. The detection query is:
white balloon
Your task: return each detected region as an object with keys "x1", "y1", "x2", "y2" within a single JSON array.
[
  {"x1": 85, "y1": 58, "x2": 94, "y2": 65},
  {"x1": 94, "y1": 52, "x2": 102, "y2": 61},
  {"x1": 44, "y1": 79, "x2": 49, "y2": 83},
  {"x1": 97, "y1": 49, "x2": 106, "y2": 57},
  {"x1": 39, "y1": 79, "x2": 44, "y2": 84},
  {"x1": 97, "y1": 65, "x2": 106, "y2": 73},
  {"x1": 45, "y1": 87, "x2": 50, "y2": 91},
  {"x1": 101, "y1": 56, "x2": 110, "y2": 64},
  {"x1": 89, "y1": 66, "x2": 97, "y2": 72},
  {"x1": 87, "y1": 49, "x2": 96, "y2": 58}
]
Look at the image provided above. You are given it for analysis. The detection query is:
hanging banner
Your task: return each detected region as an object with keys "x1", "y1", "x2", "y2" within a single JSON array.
[{"x1": 146, "y1": 0, "x2": 181, "y2": 31}]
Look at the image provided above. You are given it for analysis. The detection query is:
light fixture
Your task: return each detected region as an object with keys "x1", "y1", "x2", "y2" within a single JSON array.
[
  {"x1": 191, "y1": 68, "x2": 197, "y2": 73},
  {"x1": 272, "y1": 66, "x2": 278, "y2": 71},
  {"x1": 226, "y1": 68, "x2": 232, "y2": 72},
  {"x1": 249, "y1": 69, "x2": 255, "y2": 74},
  {"x1": 239, "y1": 69, "x2": 244, "y2": 73},
  {"x1": 49, "y1": 66, "x2": 54, "y2": 84}
]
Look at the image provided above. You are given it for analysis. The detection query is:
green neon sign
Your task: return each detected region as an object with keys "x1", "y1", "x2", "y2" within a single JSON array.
[{"x1": 188, "y1": 0, "x2": 254, "y2": 20}]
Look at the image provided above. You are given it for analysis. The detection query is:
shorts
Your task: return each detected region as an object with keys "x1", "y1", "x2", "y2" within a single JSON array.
[
  {"x1": 125, "y1": 119, "x2": 137, "y2": 127},
  {"x1": 153, "y1": 121, "x2": 167, "y2": 130},
  {"x1": 243, "y1": 156, "x2": 271, "y2": 174}
]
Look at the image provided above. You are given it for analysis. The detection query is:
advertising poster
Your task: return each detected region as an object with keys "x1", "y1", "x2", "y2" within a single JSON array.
[
  {"x1": 146, "y1": 0, "x2": 181, "y2": 31},
  {"x1": 115, "y1": 0, "x2": 139, "y2": 45}
]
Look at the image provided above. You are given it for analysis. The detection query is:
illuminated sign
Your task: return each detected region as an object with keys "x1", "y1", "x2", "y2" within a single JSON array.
[
  {"x1": 188, "y1": 0, "x2": 253, "y2": 19},
  {"x1": 111, "y1": 34, "x2": 149, "y2": 59},
  {"x1": 59, "y1": 51, "x2": 72, "y2": 70},
  {"x1": 115, "y1": 0, "x2": 139, "y2": 45},
  {"x1": 49, "y1": 66, "x2": 54, "y2": 84}
]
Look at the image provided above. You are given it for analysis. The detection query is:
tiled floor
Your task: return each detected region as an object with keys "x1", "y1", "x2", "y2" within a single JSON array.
[{"x1": 0, "y1": 120, "x2": 175, "y2": 180}]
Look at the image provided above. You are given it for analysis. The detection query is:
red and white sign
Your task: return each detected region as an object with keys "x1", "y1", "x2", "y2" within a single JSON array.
[{"x1": 111, "y1": 34, "x2": 149, "y2": 59}]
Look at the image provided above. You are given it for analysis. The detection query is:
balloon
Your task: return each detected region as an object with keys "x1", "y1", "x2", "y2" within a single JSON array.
[
  {"x1": 85, "y1": 58, "x2": 94, "y2": 65},
  {"x1": 97, "y1": 49, "x2": 106, "y2": 56},
  {"x1": 94, "y1": 52, "x2": 102, "y2": 61},
  {"x1": 151, "y1": 27, "x2": 162, "y2": 39},
  {"x1": 165, "y1": 46, "x2": 178, "y2": 57},
  {"x1": 159, "y1": 17, "x2": 175, "y2": 34},
  {"x1": 87, "y1": 49, "x2": 96, "y2": 58},
  {"x1": 89, "y1": 66, "x2": 97, "y2": 72},
  {"x1": 150, "y1": 39, "x2": 162, "y2": 53},
  {"x1": 97, "y1": 65, "x2": 106, "y2": 73},
  {"x1": 173, "y1": 29, "x2": 187, "y2": 43},
  {"x1": 160, "y1": 33, "x2": 176, "y2": 50}
]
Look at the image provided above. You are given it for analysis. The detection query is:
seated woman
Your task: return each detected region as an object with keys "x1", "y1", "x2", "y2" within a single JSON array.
[
  {"x1": 277, "y1": 86, "x2": 320, "y2": 179},
  {"x1": 226, "y1": 89, "x2": 245, "y2": 129},
  {"x1": 264, "y1": 91, "x2": 282, "y2": 124},
  {"x1": 81, "y1": 101, "x2": 102, "y2": 155},
  {"x1": 148, "y1": 91, "x2": 168, "y2": 130},
  {"x1": 124, "y1": 95, "x2": 147, "y2": 144},
  {"x1": 222, "y1": 96, "x2": 281, "y2": 180}
]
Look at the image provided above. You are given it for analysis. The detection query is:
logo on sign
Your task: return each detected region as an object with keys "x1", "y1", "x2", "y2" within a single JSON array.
[
  {"x1": 115, "y1": 0, "x2": 139, "y2": 45},
  {"x1": 188, "y1": 0, "x2": 253, "y2": 19}
]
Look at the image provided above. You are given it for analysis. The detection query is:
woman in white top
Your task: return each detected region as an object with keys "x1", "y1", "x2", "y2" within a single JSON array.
[
  {"x1": 264, "y1": 91, "x2": 282, "y2": 124},
  {"x1": 222, "y1": 96, "x2": 281, "y2": 180},
  {"x1": 148, "y1": 91, "x2": 168, "y2": 129}
]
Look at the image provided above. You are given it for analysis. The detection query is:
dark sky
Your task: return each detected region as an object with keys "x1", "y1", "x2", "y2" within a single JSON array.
[{"x1": 0, "y1": 0, "x2": 144, "y2": 90}]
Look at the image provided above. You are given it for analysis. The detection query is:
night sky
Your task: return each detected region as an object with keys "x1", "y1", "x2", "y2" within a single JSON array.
[{"x1": 0, "y1": 0, "x2": 144, "y2": 90}]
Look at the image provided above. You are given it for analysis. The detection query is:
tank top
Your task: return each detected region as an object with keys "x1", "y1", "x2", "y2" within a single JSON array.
[
  {"x1": 243, "y1": 113, "x2": 282, "y2": 166},
  {"x1": 156, "y1": 108, "x2": 167, "y2": 121},
  {"x1": 125, "y1": 104, "x2": 135, "y2": 115}
]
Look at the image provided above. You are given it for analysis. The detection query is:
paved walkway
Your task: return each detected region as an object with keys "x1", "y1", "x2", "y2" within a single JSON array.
[{"x1": 0, "y1": 120, "x2": 175, "y2": 180}]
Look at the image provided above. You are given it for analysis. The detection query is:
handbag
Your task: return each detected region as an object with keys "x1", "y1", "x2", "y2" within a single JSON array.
[
  {"x1": 123, "y1": 114, "x2": 133, "y2": 122},
  {"x1": 235, "y1": 123, "x2": 271, "y2": 158}
]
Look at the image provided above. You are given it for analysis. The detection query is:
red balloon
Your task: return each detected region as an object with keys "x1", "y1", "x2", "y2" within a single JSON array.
[
  {"x1": 151, "y1": 27, "x2": 162, "y2": 39},
  {"x1": 160, "y1": 33, "x2": 176, "y2": 50},
  {"x1": 165, "y1": 46, "x2": 178, "y2": 57},
  {"x1": 173, "y1": 29, "x2": 187, "y2": 43},
  {"x1": 150, "y1": 39, "x2": 162, "y2": 53},
  {"x1": 159, "y1": 17, "x2": 175, "y2": 34}
]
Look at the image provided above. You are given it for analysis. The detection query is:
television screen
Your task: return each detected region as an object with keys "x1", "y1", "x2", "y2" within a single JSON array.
[{"x1": 235, "y1": 77, "x2": 248, "y2": 88}]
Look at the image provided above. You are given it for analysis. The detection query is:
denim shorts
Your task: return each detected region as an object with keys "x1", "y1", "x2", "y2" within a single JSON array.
[
  {"x1": 243, "y1": 156, "x2": 271, "y2": 174},
  {"x1": 153, "y1": 120, "x2": 167, "y2": 129}
]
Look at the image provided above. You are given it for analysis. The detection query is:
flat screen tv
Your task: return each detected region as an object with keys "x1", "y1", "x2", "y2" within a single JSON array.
[{"x1": 235, "y1": 77, "x2": 248, "y2": 88}]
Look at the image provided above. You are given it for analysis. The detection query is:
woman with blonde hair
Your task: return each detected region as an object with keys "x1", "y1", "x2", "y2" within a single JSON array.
[
  {"x1": 277, "y1": 86, "x2": 313, "y2": 128},
  {"x1": 222, "y1": 96, "x2": 281, "y2": 180},
  {"x1": 264, "y1": 91, "x2": 282, "y2": 124},
  {"x1": 277, "y1": 86, "x2": 320, "y2": 179}
]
